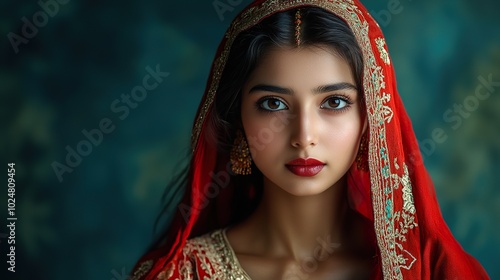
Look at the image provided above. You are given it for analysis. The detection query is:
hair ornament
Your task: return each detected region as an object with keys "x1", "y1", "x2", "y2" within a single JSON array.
[{"x1": 295, "y1": 9, "x2": 302, "y2": 46}]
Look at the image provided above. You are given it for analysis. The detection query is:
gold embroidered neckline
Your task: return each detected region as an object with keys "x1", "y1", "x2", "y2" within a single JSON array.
[{"x1": 220, "y1": 228, "x2": 253, "y2": 280}]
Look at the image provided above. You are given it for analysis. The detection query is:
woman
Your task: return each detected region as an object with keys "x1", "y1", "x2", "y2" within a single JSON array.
[{"x1": 130, "y1": 0, "x2": 489, "y2": 279}]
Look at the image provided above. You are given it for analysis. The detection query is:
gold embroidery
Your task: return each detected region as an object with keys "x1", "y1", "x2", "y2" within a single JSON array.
[
  {"x1": 389, "y1": 162, "x2": 418, "y2": 272},
  {"x1": 190, "y1": 1, "x2": 419, "y2": 279},
  {"x1": 375, "y1": 37, "x2": 391, "y2": 65},
  {"x1": 375, "y1": 91, "x2": 394, "y2": 125},
  {"x1": 157, "y1": 262, "x2": 175, "y2": 279},
  {"x1": 163, "y1": 229, "x2": 251, "y2": 279},
  {"x1": 401, "y1": 165, "x2": 416, "y2": 215},
  {"x1": 157, "y1": 271, "x2": 166, "y2": 280},
  {"x1": 130, "y1": 260, "x2": 153, "y2": 280}
]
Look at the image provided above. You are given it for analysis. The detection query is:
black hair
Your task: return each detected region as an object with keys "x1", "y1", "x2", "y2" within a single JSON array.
[
  {"x1": 150, "y1": 6, "x2": 364, "y2": 249},
  {"x1": 213, "y1": 7, "x2": 364, "y2": 142}
]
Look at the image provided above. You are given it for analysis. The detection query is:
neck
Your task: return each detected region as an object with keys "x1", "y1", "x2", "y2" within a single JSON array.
[{"x1": 250, "y1": 176, "x2": 349, "y2": 261}]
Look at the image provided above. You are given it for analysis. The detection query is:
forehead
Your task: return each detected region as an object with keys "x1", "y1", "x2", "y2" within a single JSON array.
[{"x1": 244, "y1": 45, "x2": 354, "y2": 90}]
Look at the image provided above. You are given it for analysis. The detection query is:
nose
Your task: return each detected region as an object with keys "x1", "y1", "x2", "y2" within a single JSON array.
[{"x1": 290, "y1": 109, "x2": 319, "y2": 149}]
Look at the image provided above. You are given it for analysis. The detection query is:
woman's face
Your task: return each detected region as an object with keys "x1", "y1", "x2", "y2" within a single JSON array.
[{"x1": 241, "y1": 45, "x2": 365, "y2": 196}]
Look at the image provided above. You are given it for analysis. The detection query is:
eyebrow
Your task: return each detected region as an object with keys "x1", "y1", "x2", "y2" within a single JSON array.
[{"x1": 248, "y1": 82, "x2": 357, "y2": 95}]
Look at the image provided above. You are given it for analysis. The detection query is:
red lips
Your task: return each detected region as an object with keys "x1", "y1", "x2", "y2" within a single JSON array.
[{"x1": 285, "y1": 158, "x2": 325, "y2": 177}]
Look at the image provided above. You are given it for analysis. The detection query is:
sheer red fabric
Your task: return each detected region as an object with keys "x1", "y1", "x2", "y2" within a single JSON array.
[{"x1": 130, "y1": 0, "x2": 489, "y2": 279}]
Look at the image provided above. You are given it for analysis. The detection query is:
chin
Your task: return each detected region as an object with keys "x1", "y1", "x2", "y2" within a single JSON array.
[
  {"x1": 276, "y1": 180, "x2": 336, "y2": 197},
  {"x1": 282, "y1": 188, "x2": 330, "y2": 197},
  {"x1": 262, "y1": 168, "x2": 346, "y2": 197}
]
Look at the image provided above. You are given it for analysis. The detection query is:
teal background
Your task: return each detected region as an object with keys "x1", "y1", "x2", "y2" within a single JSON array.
[{"x1": 1, "y1": 0, "x2": 499, "y2": 279}]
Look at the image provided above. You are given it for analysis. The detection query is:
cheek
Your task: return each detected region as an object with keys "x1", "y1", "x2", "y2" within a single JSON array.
[
  {"x1": 242, "y1": 112, "x2": 289, "y2": 163},
  {"x1": 321, "y1": 117, "x2": 363, "y2": 155},
  {"x1": 243, "y1": 116, "x2": 283, "y2": 159},
  {"x1": 241, "y1": 104, "x2": 262, "y2": 155},
  {"x1": 323, "y1": 122, "x2": 361, "y2": 141}
]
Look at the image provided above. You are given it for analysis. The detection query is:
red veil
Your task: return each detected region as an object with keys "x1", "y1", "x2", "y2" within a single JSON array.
[{"x1": 131, "y1": 0, "x2": 489, "y2": 279}]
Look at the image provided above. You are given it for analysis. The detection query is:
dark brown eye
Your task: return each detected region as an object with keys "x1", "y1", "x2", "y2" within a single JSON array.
[
  {"x1": 328, "y1": 99, "x2": 341, "y2": 108},
  {"x1": 268, "y1": 99, "x2": 281, "y2": 109},
  {"x1": 321, "y1": 97, "x2": 349, "y2": 110},
  {"x1": 260, "y1": 98, "x2": 287, "y2": 111}
]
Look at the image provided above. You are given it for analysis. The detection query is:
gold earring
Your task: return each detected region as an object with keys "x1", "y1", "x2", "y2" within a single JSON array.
[
  {"x1": 356, "y1": 133, "x2": 369, "y2": 171},
  {"x1": 230, "y1": 130, "x2": 252, "y2": 175}
]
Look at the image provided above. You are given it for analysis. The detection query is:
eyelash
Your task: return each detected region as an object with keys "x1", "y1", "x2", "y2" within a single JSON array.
[
  {"x1": 255, "y1": 95, "x2": 354, "y2": 113},
  {"x1": 321, "y1": 94, "x2": 354, "y2": 112},
  {"x1": 255, "y1": 96, "x2": 287, "y2": 113}
]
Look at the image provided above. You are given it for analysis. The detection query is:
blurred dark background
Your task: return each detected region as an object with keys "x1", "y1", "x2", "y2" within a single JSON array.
[{"x1": 1, "y1": 0, "x2": 499, "y2": 279}]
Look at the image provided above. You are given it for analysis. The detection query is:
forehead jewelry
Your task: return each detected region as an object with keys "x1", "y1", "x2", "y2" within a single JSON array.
[{"x1": 295, "y1": 9, "x2": 302, "y2": 46}]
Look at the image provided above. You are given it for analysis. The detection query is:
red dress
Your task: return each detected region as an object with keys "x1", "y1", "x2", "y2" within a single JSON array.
[{"x1": 130, "y1": 0, "x2": 490, "y2": 279}]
